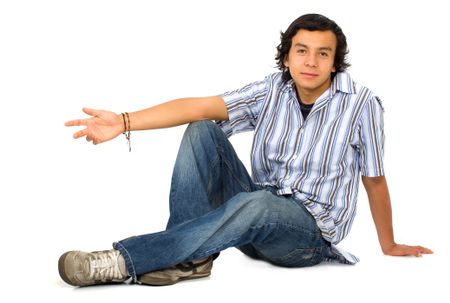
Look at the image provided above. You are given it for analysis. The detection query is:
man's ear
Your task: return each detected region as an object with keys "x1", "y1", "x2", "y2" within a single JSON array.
[{"x1": 283, "y1": 55, "x2": 289, "y2": 68}]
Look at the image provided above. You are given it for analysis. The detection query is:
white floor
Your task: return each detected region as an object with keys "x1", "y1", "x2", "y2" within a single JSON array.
[
  {"x1": 3, "y1": 170, "x2": 447, "y2": 303},
  {"x1": 15, "y1": 244, "x2": 448, "y2": 303}
]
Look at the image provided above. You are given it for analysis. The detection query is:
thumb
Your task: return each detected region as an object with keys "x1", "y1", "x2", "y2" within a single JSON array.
[{"x1": 82, "y1": 107, "x2": 101, "y2": 117}]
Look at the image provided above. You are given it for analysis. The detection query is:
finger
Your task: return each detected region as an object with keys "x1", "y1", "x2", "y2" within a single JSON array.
[
  {"x1": 65, "y1": 119, "x2": 88, "y2": 127},
  {"x1": 405, "y1": 246, "x2": 432, "y2": 257},
  {"x1": 93, "y1": 137, "x2": 101, "y2": 145},
  {"x1": 387, "y1": 245, "x2": 421, "y2": 257},
  {"x1": 401, "y1": 246, "x2": 422, "y2": 257},
  {"x1": 86, "y1": 136, "x2": 92, "y2": 142},
  {"x1": 417, "y1": 246, "x2": 433, "y2": 254},
  {"x1": 73, "y1": 128, "x2": 88, "y2": 139},
  {"x1": 83, "y1": 107, "x2": 101, "y2": 117}
]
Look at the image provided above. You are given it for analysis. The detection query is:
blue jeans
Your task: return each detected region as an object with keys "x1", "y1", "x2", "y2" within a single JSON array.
[{"x1": 113, "y1": 121, "x2": 330, "y2": 280}]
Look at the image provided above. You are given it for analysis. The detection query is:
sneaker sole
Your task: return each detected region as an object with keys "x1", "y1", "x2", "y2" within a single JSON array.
[{"x1": 138, "y1": 271, "x2": 211, "y2": 286}]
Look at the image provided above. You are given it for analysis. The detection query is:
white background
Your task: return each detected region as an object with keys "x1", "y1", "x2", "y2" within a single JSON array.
[{"x1": 1, "y1": 0, "x2": 449, "y2": 302}]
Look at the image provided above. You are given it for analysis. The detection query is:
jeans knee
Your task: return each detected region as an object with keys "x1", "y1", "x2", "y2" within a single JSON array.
[
  {"x1": 185, "y1": 120, "x2": 219, "y2": 136},
  {"x1": 181, "y1": 121, "x2": 222, "y2": 146}
]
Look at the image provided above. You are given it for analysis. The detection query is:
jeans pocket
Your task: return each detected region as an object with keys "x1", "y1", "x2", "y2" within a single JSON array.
[{"x1": 269, "y1": 247, "x2": 325, "y2": 268}]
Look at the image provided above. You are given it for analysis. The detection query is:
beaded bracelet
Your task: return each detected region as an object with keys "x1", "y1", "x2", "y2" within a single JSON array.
[{"x1": 121, "y1": 112, "x2": 131, "y2": 152}]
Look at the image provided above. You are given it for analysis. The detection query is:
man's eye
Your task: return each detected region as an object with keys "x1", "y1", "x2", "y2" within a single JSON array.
[
  {"x1": 297, "y1": 49, "x2": 306, "y2": 54},
  {"x1": 320, "y1": 52, "x2": 329, "y2": 57}
]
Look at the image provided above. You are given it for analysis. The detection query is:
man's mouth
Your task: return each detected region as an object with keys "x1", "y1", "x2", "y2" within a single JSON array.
[{"x1": 301, "y1": 72, "x2": 319, "y2": 77}]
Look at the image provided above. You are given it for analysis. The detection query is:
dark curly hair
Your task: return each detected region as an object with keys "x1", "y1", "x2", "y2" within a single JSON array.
[{"x1": 275, "y1": 14, "x2": 350, "y2": 82}]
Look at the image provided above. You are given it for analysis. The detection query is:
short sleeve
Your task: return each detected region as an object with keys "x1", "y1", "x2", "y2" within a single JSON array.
[
  {"x1": 358, "y1": 96, "x2": 385, "y2": 177},
  {"x1": 215, "y1": 77, "x2": 269, "y2": 137}
]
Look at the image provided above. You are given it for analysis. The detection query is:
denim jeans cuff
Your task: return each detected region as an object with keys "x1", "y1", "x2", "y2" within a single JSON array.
[{"x1": 113, "y1": 241, "x2": 137, "y2": 281}]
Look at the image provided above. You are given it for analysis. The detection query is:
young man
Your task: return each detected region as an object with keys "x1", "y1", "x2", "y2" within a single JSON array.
[{"x1": 60, "y1": 14, "x2": 432, "y2": 287}]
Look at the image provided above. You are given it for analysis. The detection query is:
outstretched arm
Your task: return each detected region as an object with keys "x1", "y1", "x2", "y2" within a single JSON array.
[
  {"x1": 362, "y1": 176, "x2": 433, "y2": 257},
  {"x1": 65, "y1": 96, "x2": 228, "y2": 144}
]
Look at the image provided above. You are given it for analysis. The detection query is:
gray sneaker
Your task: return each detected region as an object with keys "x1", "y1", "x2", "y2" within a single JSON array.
[
  {"x1": 137, "y1": 256, "x2": 214, "y2": 286},
  {"x1": 58, "y1": 249, "x2": 128, "y2": 286}
]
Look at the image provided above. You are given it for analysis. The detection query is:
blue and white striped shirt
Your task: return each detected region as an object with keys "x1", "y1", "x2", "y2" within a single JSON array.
[{"x1": 217, "y1": 72, "x2": 385, "y2": 263}]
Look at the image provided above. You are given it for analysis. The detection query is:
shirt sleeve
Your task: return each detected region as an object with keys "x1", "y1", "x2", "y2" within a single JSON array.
[
  {"x1": 215, "y1": 77, "x2": 269, "y2": 137},
  {"x1": 357, "y1": 96, "x2": 385, "y2": 177}
]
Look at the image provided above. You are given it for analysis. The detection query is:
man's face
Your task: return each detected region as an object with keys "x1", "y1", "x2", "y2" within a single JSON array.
[{"x1": 284, "y1": 29, "x2": 337, "y2": 103}]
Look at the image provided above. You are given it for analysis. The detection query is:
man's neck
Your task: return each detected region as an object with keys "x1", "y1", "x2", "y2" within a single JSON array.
[{"x1": 295, "y1": 79, "x2": 332, "y2": 104}]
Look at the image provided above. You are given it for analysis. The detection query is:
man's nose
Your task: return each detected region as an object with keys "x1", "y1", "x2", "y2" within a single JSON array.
[{"x1": 305, "y1": 53, "x2": 318, "y2": 67}]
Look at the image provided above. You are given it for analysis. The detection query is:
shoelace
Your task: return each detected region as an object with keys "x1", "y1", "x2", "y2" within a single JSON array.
[{"x1": 87, "y1": 250, "x2": 126, "y2": 281}]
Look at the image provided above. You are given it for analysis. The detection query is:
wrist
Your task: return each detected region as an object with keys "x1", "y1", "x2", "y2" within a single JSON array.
[
  {"x1": 120, "y1": 112, "x2": 131, "y2": 152},
  {"x1": 119, "y1": 113, "x2": 127, "y2": 133},
  {"x1": 381, "y1": 241, "x2": 396, "y2": 254}
]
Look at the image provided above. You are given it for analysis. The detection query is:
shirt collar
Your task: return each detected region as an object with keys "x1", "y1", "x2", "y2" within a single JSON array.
[{"x1": 330, "y1": 72, "x2": 356, "y2": 95}]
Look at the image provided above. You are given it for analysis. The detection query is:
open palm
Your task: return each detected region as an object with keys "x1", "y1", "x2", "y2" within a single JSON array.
[{"x1": 65, "y1": 108, "x2": 124, "y2": 145}]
